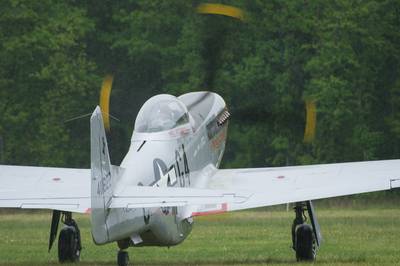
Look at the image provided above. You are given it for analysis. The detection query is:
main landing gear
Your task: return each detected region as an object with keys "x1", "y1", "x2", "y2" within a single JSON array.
[
  {"x1": 48, "y1": 211, "x2": 82, "y2": 263},
  {"x1": 291, "y1": 201, "x2": 322, "y2": 261}
]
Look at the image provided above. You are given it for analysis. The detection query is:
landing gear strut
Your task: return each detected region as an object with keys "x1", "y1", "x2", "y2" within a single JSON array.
[
  {"x1": 57, "y1": 212, "x2": 82, "y2": 263},
  {"x1": 291, "y1": 201, "x2": 321, "y2": 261}
]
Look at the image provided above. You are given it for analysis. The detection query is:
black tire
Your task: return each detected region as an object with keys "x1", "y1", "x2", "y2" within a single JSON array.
[
  {"x1": 295, "y1": 224, "x2": 316, "y2": 261},
  {"x1": 58, "y1": 226, "x2": 80, "y2": 263},
  {"x1": 117, "y1": 250, "x2": 129, "y2": 266}
]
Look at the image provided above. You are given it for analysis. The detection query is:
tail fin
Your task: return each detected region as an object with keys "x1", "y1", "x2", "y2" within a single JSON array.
[{"x1": 90, "y1": 106, "x2": 113, "y2": 244}]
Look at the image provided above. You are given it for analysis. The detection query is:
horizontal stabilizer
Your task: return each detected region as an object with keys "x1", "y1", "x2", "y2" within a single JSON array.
[{"x1": 111, "y1": 186, "x2": 249, "y2": 209}]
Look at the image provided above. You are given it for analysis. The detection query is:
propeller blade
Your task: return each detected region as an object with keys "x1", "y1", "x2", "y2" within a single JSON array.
[
  {"x1": 100, "y1": 74, "x2": 114, "y2": 131},
  {"x1": 48, "y1": 210, "x2": 61, "y2": 252},
  {"x1": 197, "y1": 3, "x2": 245, "y2": 90}
]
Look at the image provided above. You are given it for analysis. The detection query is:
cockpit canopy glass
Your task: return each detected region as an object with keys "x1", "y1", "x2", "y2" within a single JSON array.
[{"x1": 134, "y1": 94, "x2": 190, "y2": 133}]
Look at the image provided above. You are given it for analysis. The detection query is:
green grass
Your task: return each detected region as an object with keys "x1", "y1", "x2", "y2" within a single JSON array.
[{"x1": 0, "y1": 206, "x2": 399, "y2": 265}]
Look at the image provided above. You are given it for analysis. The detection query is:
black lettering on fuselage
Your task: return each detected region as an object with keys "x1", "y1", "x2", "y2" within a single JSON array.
[
  {"x1": 152, "y1": 145, "x2": 191, "y2": 188},
  {"x1": 175, "y1": 144, "x2": 190, "y2": 187},
  {"x1": 97, "y1": 170, "x2": 111, "y2": 195}
]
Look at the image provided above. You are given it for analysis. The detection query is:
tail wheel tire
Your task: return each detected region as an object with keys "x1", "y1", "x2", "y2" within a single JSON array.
[
  {"x1": 58, "y1": 226, "x2": 80, "y2": 263},
  {"x1": 295, "y1": 224, "x2": 316, "y2": 261},
  {"x1": 117, "y1": 250, "x2": 129, "y2": 266}
]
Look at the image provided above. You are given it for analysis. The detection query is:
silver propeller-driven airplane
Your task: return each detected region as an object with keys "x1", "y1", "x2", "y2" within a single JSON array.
[{"x1": 1, "y1": 91, "x2": 400, "y2": 265}]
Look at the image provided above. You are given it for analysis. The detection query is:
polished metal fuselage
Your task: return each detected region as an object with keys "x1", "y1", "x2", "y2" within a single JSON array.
[{"x1": 103, "y1": 92, "x2": 228, "y2": 247}]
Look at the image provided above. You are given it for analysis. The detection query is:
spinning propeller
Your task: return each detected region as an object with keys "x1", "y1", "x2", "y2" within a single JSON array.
[{"x1": 94, "y1": 3, "x2": 317, "y2": 143}]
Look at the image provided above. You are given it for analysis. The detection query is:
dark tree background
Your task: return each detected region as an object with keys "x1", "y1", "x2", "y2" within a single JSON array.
[{"x1": 1, "y1": 0, "x2": 400, "y2": 175}]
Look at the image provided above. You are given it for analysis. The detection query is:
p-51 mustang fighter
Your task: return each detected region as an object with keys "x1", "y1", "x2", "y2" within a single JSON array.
[{"x1": 1, "y1": 91, "x2": 400, "y2": 265}]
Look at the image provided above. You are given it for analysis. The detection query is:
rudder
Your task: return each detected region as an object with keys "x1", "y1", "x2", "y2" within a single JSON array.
[{"x1": 90, "y1": 106, "x2": 113, "y2": 244}]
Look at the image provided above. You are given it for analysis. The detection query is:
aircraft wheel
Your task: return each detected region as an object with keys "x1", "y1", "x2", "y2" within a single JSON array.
[
  {"x1": 58, "y1": 226, "x2": 81, "y2": 263},
  {"x1": 117, "y1": 250, "x2": 129, "y2": 266},
  {"x1": 295, "y1": 224, "x2": 316, "y2": 261}
]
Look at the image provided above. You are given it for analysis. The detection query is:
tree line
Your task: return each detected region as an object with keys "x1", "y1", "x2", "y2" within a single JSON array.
[{"x1": 0, "y1": 0, "x2": 399, "y2": 171}]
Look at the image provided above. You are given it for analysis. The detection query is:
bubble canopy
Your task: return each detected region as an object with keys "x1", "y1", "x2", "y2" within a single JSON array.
[{"x1": 134, "y1": 94, "x2": 190, "y2": 133}]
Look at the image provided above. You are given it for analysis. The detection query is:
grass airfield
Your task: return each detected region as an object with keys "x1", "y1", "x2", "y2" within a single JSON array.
[{"x1": 0, "y1": 202, "x2": 399, "y2": 266}]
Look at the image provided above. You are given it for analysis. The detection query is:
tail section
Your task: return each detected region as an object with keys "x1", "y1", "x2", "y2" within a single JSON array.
[{"x1": 90, "y1": 106, "x2": 113, "y2": 244}]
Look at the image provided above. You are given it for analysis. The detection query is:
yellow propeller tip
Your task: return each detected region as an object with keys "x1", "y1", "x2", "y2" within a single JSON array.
[
  {"x1": 196, "y1": 3, "x2": 246, "y2": 21},
  {"x1": 304, "y1": 100, "x2": 317, "y2": 143},
  {"x1": 100, "y1": 74, "x2": 114, "y2": 131}
]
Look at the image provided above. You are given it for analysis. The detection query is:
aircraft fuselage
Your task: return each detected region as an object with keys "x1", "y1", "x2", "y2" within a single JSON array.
[{"x1": 98, "y1": 92, "x2": 229, "y2": 247}]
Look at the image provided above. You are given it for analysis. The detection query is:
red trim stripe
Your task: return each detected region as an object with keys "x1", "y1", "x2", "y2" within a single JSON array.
[{"x1": 191, "y1": 203, "x2": 228, "y2": 217}]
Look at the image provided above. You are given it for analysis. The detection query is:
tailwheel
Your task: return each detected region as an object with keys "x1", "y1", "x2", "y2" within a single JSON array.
[
  {"x1": 57, "y1": 212, "x2": 81, "y2": 263},
  {"x1": 117, "y1": 250, "x2": 129, "y2": 266}
]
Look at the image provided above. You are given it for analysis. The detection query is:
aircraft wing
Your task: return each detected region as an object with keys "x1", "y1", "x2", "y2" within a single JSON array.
[
  {"x1": 0, "y1": 165, "x2": 90, "y2": 213},
  {"x1": 2, "y1": 160, "x2": 399, "y2": 217},
  {"x1": 194, "y1": 159, "x2": 400, "y2": 214}
]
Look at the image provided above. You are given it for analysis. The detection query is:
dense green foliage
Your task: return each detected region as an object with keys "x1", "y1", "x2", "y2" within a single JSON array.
[{"x1": 1, "y1": 1, "x2": 400, "y2": 168}]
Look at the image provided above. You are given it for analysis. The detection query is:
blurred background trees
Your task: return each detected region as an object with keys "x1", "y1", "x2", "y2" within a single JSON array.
[{"x1": 0, "y1": 0, "x2": 399, "y2": 170}]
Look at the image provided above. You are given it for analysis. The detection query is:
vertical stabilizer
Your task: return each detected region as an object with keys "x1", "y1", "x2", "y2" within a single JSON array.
[{"x1": 90, "y1": 106, "x2": 113, "y2": 244}]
